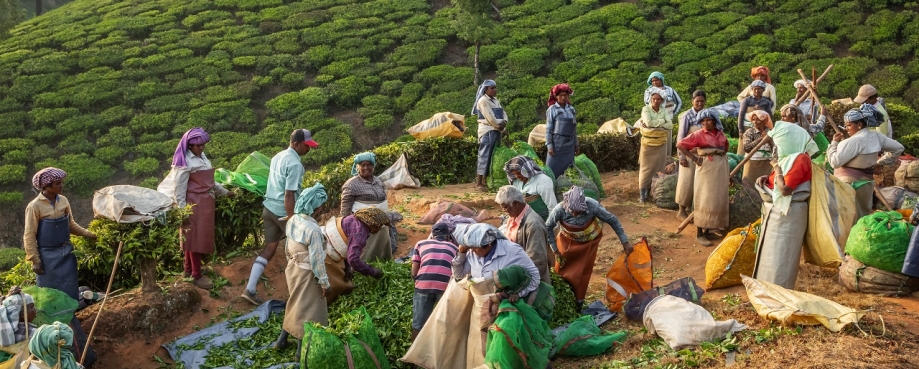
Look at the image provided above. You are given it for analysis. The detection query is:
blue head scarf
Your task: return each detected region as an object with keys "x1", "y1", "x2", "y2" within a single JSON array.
[
  {"x1": 172, "y1": 127, "x2": 210, "y2": 167},
  {"x1": 750, "y1": 80, "x2": 767, "y2": 90},
  {"x1": 844, "y1": 103, "x2": 881, "y2": 127},
  {"x1": 294, "y1": 182, "x2": 327, "y2": 215},
  {"x1": 647, "y1": 72, "x2": 666, "y2": 86},
  {"x1": 351, "y1": 152, "x2": 377, "y2": 176},
  {"x1": 471, "y1": 79, "x2": 497, "y2": 115},
  {"x1": 698, "y1": 109, "x2": 724, "y2": 131}
]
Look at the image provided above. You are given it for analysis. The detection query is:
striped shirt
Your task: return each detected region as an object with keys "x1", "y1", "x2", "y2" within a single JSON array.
[{"x1": 412, "y1": 239, "x2": 458, "y2": 294}]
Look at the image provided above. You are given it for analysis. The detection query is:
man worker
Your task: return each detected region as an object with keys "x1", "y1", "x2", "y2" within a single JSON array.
[
  {"x1": 853, "y1": 84, "x2": 894, "y2": 138},
  {"x1": 495, "y1": 185, "x2": 552, "y2": 283},
  {"x1": 241, "y1": 129, "x2": 319, "y2": 305}
]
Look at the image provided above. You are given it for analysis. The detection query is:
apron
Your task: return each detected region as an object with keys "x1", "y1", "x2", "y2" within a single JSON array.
[
  {"x1": 553, "y1": 218, "x2": 603, "y2": 300},
  {"x1": 182, "y1": 168, "x2": 217, "y2": 254},
  {"x1": 692, "y1": 149, "x2": 730, "y2": 229},
  {"x1": 351, "y1": 201, "x2": 393, "y2": 262},
  {"x1": 753, "y1": 181, "x2": 811, "y2": 289},
  {"x1": 36, "y1": 215, "x2": 79, "y2": 301},
  {"x1": 675, "y1": 125, "x2": 702, "y2": 207},
  {"x1": 546, "y1": 117, "x2": 576, "y2": 178},
  {"x1": 283, "y1": 239, "x2": 329, "y2": 338},
  {"x1": 638, "y1": 140, "x2": 668, "y2": 190}
]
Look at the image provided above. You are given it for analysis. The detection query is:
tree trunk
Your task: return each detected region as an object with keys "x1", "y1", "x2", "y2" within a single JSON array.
[
  {"x1": 138, "y1": 256, "x2": 159, "y2": 294},
  {"x1": 35, "y1": 0, "x2": 41, "y2": 16},
  {"x1": 474, "y1": 41, "x2": 480, "y2": 86}
]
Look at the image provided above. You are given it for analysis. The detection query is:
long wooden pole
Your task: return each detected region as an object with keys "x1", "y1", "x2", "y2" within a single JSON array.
[
  {"x1": 796, "y1": 69, "x2": 845, "y2": 136},
  {"x1": 81, "y1": 241, "x2": 124, "y2": 365}
]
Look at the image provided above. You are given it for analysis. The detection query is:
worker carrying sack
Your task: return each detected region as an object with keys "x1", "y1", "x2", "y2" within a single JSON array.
[
  {"x1": 838, "y1": 256, "x2": 919, "y2": 296},
  {"x1": 845, "y1": 211, "x2": 914, "y2": 273},
  {"x1": 407, "y1": 112, "x2": 466, "y2": 140}
]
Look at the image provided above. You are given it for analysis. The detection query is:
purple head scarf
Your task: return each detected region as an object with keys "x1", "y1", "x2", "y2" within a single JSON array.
[{"x1": 172, "y1": 128, "x2": 210, "y2": 167}]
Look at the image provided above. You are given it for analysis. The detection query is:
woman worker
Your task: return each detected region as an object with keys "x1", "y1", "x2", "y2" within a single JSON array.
[
  {"x1": 644, "y1": 72, "x2": 683, "y2": 120},
  {"x1": 779, "y1": 103, "x2": 828, "y2": 137},
  {"x1": 675, "y1": 90, "x2": 710, "y2": 218},
  {"x1": 827, "y1": 104, "x2": 904, "y2": 220},
  {"x1": 272, "y1": 183, "x2": 330, "y2": 360},
  {"x1": 752, "y1": 118, "x2": 817, "y2": 289},
  {"x1": 340, "y1": 207, "x2": 393, "y2": 280},
  {"x1": 546, "y1": 186, "x2": 632, "y2": 311},
  {"x1": 737, "y1": 80, "x2": 775, "y2": 155},
  {"x1": 23, "y1": 167, "x2": 97, "y2": 366},
  {"x1": 503, "y1": 155, "x2": 557, "y2": 219},
  {"x1": 742, "y1": 110, "x2": 775, "y2": 185},
  {"x1": 545, "y1": 83, "x2": 578, "y2": 178},
  {"x1": 676, "y1": 109, "x2": 730, "y2": 246},
  {"x1": 473, "y1": 79, "x2": 508, "y2": 191},
  {"x1": 737, "y1": 66, "x2": 777, "y2": 107},
  {"x1": 158, "y1": 127, "x2": 233, "y2": 290},
  {"x1": 340, "y1": 152, "x2": 396, "y2": 260},
  {"x1": 637, "y1": 88, "x2": 673, "y2": 203}
]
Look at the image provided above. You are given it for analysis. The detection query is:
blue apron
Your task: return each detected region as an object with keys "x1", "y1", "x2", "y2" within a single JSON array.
[
  {"x1": 547, "y1": 117, "x2": 577, "y2": 178},
  {"x1": 904, "y1": 225, "x2": 919, "y2": 277},
  {"x1": 36, "y1": 214, "x2": 80, "y2": 301}
]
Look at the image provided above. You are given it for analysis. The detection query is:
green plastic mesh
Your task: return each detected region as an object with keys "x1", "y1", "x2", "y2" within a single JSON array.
[
  {"x1": 21, "y1": 286, "x2": 78, "y2": 326},
  {"x1": 556, "y1": 166, "x2": 599, "y2": 200},
  {"x1": 488, "y1": 145, "x2": 519, "y2": 191},
  {"x1": 483, "y1": 300, "x2": 552, "y2": 369},
  {"x1": 214, "y1": 151, "x2": 271, "y2": 195},
  {"x1": 550, "y1": 315, "x2": 627, "y2": 358},
  {"x1": 845, "y1": 211, "x2": 914, "y2": 273},
  {"x1": 302, "y1": 306, "x2": 390, "y2": 369},
  {"x1": 574, "y1": 154, "x2": 605, "y2": 198}
]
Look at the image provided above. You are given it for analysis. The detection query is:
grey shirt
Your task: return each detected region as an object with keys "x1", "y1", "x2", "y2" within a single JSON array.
[{"x1": 545, "y1": 198, "x2": 629, "y2": 252}]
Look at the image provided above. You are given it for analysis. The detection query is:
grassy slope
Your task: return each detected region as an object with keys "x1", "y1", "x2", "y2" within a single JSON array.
[{"x1": 0, "y1": 0, "x2": 918, "y2": 203}]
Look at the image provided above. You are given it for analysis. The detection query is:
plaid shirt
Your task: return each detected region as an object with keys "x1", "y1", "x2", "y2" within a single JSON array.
[
  {"x1": 286, "y1": 214, "x2": 330, "y2": 289},
  {"x1": 340, "y1": 175, "x2": 387, "y2": 217}
]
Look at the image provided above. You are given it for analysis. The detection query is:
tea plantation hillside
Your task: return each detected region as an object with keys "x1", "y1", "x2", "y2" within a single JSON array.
[{"x1": 1, "y1": 0, "x2": 919, "y2": 234}]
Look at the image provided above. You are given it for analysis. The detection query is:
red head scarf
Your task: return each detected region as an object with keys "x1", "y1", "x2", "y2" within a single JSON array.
[
  {"x1": 750, "y1": 66, "x2": 772, "y2": 84},
  {"x1": 547, "y1": 83, "x2": 573, "y2": 106}
]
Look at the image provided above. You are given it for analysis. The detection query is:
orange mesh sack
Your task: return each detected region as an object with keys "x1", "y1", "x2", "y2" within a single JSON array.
[{"x1": 606, "y1": 237, "x2": 653, "y2": 312}]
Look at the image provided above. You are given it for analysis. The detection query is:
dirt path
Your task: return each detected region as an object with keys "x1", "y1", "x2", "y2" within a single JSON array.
[{"x1": 81, "y1": 170, "x2": 919, "y2": 368}]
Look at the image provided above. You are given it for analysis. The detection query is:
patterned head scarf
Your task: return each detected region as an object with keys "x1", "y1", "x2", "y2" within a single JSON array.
[
  {"x1": 351, "y1": 152, "x2": 377, "y2": 176},
  {"x1": 749, "y1": 110, "x2": 773, "y2": 128},
  {"x1": 698, "y1": 109, "x2": 724, "y2": 131},
  {"x1": 456, "y1": 223, "x2": 504, "y2": 248},
  {"x1": 354, "y1": 207, "x2": 390, "y2": 228},
  {"x1": 749, "y1": 80, "x2": 767, "y2": 90},
  {"x1": 844, "y1": 103, "x2": 882, "y2": 128},
  {"x1": 29, "y1": 321, "x2": 79, "y2": 369},
  {"x1": 32, "y1": 167, "x2": 66, "y2": 190},
  {"x1": 503, "y1": 155, "x2": 543, "y2": 183},
  {"x1": 750, "y1": 66, "x2": 772, "y2": 84},
  {"x1": 646, "y1": 71, "x2": 666, "y2": 86},
  {"x1": 547, "y1": 83, "x2": 573, "y2": 106},
  {"x1": 471, "y1": 79, "x2": 497, "y2": 115},
  {"x1": 2, "y1": 293, "x2": 33, "y2": 327},
  {"x1": 780, "y1": 104, "x2": 808, "y2": 128},
  {"x1": 435, "y1": 214, "x2": 476, "y2": 235},
  {"x1": 563, "y1": 186, "x2": 588, "y2": 213},
  {"x1": 294, "y1": 182, "x2": 327, "y2": 215},
  {"x1": 172, "y1": 127, "x2": 210, "y2": 167}
]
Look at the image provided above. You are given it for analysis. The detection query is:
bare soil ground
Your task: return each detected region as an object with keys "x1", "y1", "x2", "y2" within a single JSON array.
[{"x1": 82, "y1": 170, "x2": 919, "y2": 368}]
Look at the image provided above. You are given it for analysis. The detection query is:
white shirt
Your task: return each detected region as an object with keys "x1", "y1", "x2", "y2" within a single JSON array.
[
  {"x1": 475, "y1": 95, "x2": 508, "y2": 138},
  {"x1": 827, "y1": 129, "x2": 903, "y2": 169}
]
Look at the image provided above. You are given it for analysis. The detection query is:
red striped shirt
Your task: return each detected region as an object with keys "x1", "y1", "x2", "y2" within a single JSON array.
[{"x1": 412, "y1": 239, "x2": 458, "y2": 294}]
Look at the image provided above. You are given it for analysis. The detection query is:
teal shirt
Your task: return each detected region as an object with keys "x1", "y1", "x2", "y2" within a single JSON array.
[{"x1": 263, "y1": 147, "x2": 305, "y2": 216}]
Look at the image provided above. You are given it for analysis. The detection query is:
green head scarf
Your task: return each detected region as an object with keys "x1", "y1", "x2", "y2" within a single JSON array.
[
  {"x1": 29, "y1": 321, "x2": 79, "y2": 369},
  {"x1": 494, "y1": 265, "x2": 531, "y2": 295},
  {"x1": 294, "y1": 182, "x2": 327, "y2": 215},
  {"x1": 351, "y1": 152, "x2": 377, "y2": 176}
]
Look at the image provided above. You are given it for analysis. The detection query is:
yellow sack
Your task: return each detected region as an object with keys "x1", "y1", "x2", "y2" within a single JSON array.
[
  {"x1": 742, "y1": 275, "x2": 863, "y2": 332},
  {"x1": 597, "y1": 118, "x2": 630, "y2": 134},
  {"x1": 0, "y1": 341, "x2": 27, "y2": 369},
  {"x1": 407, "y1": 112, "x2": 466, "y2": 140},
  {"x1": 804, "y1": 163, "x2": 856, "y2": 268},
  {"x1": 705, "y1": 220, "x2": 760, "y2": 290},
  {"x1": 527, "y1": 124, "x2": 546, "y2": 146}
]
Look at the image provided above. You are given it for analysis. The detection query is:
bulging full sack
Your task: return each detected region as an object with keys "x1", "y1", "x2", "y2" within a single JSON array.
[
  {"x1": 705, "y1": 221, "x2": 759, "y2": 290},
  {"x1": 845, "y1": 211, "x2": 914, "y2": 273},
  {"x1": 605, "y1": 237, "x2": 653, "y2": 312},
  {"x1": 642, "y1": 295, "x2": 746, "y2": 350},
  {"x1": 838, "y1": 255, "x2": 919, "y2": 296}
]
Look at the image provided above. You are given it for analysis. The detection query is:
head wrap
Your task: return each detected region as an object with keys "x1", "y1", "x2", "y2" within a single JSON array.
[
  {"x1": 563, "y1": 186, "x2": 587, "y2": 213},
  {"x1": 793, "y1": 79, "x2": 810, "y2": 89},
  {"x1": 750, "y1": 80, "x2": 767, "y2": 90},
  {"x1": 646, "y1": 87, "x2": 665, "y2": 99},
  {"x1": 494, "y1": 265, "x2": 531, "y2": 294},
  {"x1": 455, "y1": 223, "x2": 505, "y2": 248},
  {"x1": 171, "y1": 128, "x2": 210, "y2": 167},
  {"x1": 780, "y1": 104, "x2": 808, "y2": 128},
  {"x1": 547, "y1": 83, "x2": 573, "y2": 106},
  {"x1": 2, "y1": 293, "x2": 33, "y2": 327},
  {"x1": 435, "y1": 214, "x2": 476, "y2": 235},
  {"x1": 749, "y1": 110, "x2": 773, "y2": 128},
  {"x1": 294, "y1": 182, "x2": 327, "y2": 215},
  {"x1": 350, "y1": 152, "x2": 377, "y2": 176},
  {"x1": 30, "y1": 321, "x2": 79, "y2": 369},
  {"x1": 646, "y1": 71, "x2": 666, "y2": 86},
  {"x1": 844, "y1": 103, "x2": 882, "y2": 127},
  {"x1": 698, "y1": 109, "x2": 725, "y2": 131},
  {"x1": 32, "y1": 167, "x2": 66, "y2": 190},
  {"x1": 750, "y1": 66, "x2": 772, "y2": 84},
  {"x1": 471, "y1": 79, "x2": 497, "y2": 115},
  {"x1": 354, "y1": 207, "x2": 391, "y2": 228},
  {"x1": 503, "y1": 155, "x2": 543, "y2": 183}
]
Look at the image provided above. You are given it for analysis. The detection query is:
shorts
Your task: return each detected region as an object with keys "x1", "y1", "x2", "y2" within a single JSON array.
[
  {"x1": 262, "y1": 207, "x2": 288, "y2": 244},
  {"x1": 411, "y1": 290, "x2": 444, "y2": 331}
]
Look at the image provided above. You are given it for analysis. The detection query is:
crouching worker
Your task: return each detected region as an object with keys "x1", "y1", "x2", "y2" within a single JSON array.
[
  {"x1": 410, "y1": 222, "x2": 459, "y2": 341},
  {"x1": 23, "y1": 322, "x2": 82, "y2": 369},
  {"x1": 0, "y1": 287, "x2": 37, "y2": 347},
  {"x1": 272, "y1": 183, "x2": 330, "y2": 361}
]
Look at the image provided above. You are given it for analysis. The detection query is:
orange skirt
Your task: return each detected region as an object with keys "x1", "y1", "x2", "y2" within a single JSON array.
[{"x1": 554, "y1": 220, "x2": 604, "y2": 300}]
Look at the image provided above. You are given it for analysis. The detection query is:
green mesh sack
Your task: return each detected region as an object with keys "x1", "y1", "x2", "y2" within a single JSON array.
[
  {"x1": 303, "y1": 322, "x2": 349, "y2": 369},
  {"x1": 21, "y1": 286, "x2": 77, "y2": 326},
  {"x1": 488, "y1": 145, "x2": 518, "y2": 190},
  {"x1": 845, "y1": 211, "x2": 915, "y2": 273},
  {"x1": 512, "y1": 141, "x2": 542, "y2": 165},
  {"x1": 727, "y1": 137, "x2": 739, "y2": 153},
  {"x1": 483, "y1": 300, "x2": 552, "y2": 369},
  {"x1": 574, "y1": 154, "x2": 605, "y2": 198},
  {"x1": 550, "y1": 315, "x2": 628, "y2": 358},
  {"x1": 813, "y1": 132, "x2": 829, "y2": 156},
  {"x1": 214, "y1": 151, "x2": 271, "y2": 195},
  {"x1": 556, "y1": 166, "x2": 599, "y2": 200},
  {"x1": 302, "y1": 306, "x2": 390, "y2": 369},
  {"x1": 350, "y1": 306, "x2": 390, "y2": 369}
]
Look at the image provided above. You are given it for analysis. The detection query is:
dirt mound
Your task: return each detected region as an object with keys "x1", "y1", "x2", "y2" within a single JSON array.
[{"x1": 78, "y1": 284, "x2": 202, "y2": 338}]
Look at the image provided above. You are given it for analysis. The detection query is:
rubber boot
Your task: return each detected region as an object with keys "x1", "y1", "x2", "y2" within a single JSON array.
[
  {"x1": 271, "y1": 330, "x2": 290, "y2": 350},
  {"x1": 696, "y1": 227, "x2": 712, "y2": 247},
  {"x1": 295, "y1": 339, "x2": 302, "y2": 363},
  {"x1": 677, "y1": 205, "x2": 688, "y2": 219}
]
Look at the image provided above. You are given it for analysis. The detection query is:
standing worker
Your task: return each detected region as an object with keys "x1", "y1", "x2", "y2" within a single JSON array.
[
  {"x1": 158, "y1": 127, "x2": 234, "y2": 290},
  {"x1": 241, "y1": 129, "x2": 319, "y2": 305},
  {"x1": 827, "y1": 104, "x2": 904, "y2": 220},
  {"x1": 737, "y1": 66, "x2": 778, "y2": 107},
  {"x1": 676, "y1": 109, "x2": 730, "y2": 246},
  {"x1": 272, "y1": 183, "x2": 330, "y2": 362},
  {"x1": 410, "y1": 222, "x2": 458, "y2": 341},
  {"x1": 473, "y1": 79, "x2": 508, "y2": 192},
  {"x1": 546, "y1": 186, "x2": 632, "y2": 311},
  {"x1": 23, "y1": 167, "x2": 97, "y2": 366},
  {"x1": 737, "y1": 80, "x2": 775, "y2": 155},
  {"x1": 853, "y1": 84, "x2": 894, "y2": 138},
  {"x1": 637, "y1": 88, "x2": 674, "y2": 203},
  {"x1": 643, "y1": 72, "x2": 683, "y2": 120},
  {"x1": 545, "y1": 83, "x2": 578, "y2": 178},
  {"x1": 675, "y1": 90, "x2": 711, "y2": 219},
  {"x1": 741, "y1": 111, "x2": 775, "y2": 185}
]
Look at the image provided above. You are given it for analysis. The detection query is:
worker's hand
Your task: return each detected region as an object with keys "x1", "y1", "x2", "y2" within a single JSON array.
[
  {"x1": 760, "y1": 135, "x2": 773, "y2": 146},
  {"x1": 622, "y1": 242, "x2": 633, "y2": 255},
  {"x1": 7, "y1": 286, "x2": 21, "y2": 297},
  {"x1": 321, "y1": 287, "x2": 330, "y2": 298},
  {"x1": 227, "y1": 190, "x2": 237, "y2": 198},
  {"x1": 373, "y1": 270, "x2": 384, "y2": 279},
  {"x1": 833, "y1": 132, "x2": 844, "y2": 142},
  {"x1": 87, "y1": 232, "x2": 98, "y2": 240},
  {"x1": 679, "y1": 158, "x2": 688, "y2": 167},
  {"x1": 507, "y1": 293, "x2": 520, "y2": 303},
  {"x1": 501, "y1": 129, "x2": 509, "y2": 137},
  {"x1": 821, "y1": 105, "x2": 828, "y2": 116},
  {"x1": 458, "y1": 245, "x2": 469, "y2": 254},
  {"x1": 344, "y1": 265, "x2": 354, "y2": 281},
  {"x1": 729, "y1": 177, "x2": 741, "y2": 187},
  {"x1": 31, "y1": 261, "x2": 43, "y2": 275},
  {"x1": 756, "y1": 175, "x2": 768, "y2": 188},
  {"x1": 548, "y1": 149, "x2": 556, "y2": 157},
  {"x1": 693, "y1": 156, "x2": 703, "y2": 167}
]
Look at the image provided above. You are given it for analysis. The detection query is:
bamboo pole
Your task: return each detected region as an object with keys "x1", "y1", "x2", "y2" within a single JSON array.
[
  {"x1": 796, "y1": 69, "x2": 846, "y2": 136},
  {"x1": 81, "y1": 241, "x2": 124, "y2": 365}
]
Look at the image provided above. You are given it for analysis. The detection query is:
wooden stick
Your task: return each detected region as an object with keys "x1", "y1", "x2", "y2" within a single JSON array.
[
  {"x1": 677, "y1": 211, "x2": 695, "y2": 233},
  {"x1": 81, "y1": 241, "x2": 124, "y2": 365},
  {"x1": 815, "y1": 64, "x2": 834, "y2": 86},
  {"x1": 796, "y1": 69, "x2": 845, "y2": 136},
  {"x1": 812, "y1": 67, "x2": 817, "y2": 89},
  {"x1": 874, "y1": 186, "x2": 894, "y2": 211}
]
